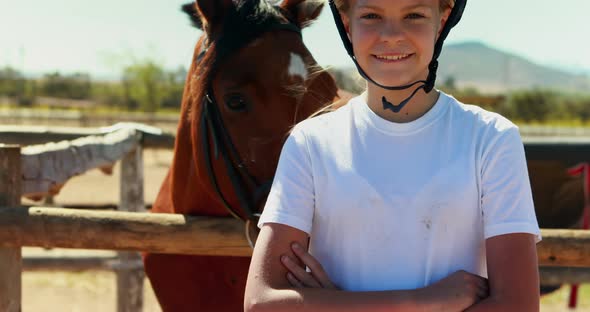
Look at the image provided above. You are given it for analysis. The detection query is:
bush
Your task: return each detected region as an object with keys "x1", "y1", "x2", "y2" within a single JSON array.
[
  {"x1": 0, "y1": 66, "x2": 26, "y2": 98},
  {"x1": 508, "y1": 89, "x2": 555, "y2": 123},
  {"x1": 121, "y1": 61, "x2": 186, "y2": 112},
  {"x1": 39, "y1": 72, "x2": 92, "y2": 99}
]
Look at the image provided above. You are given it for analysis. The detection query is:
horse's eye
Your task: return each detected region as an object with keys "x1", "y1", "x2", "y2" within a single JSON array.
[{"x1": 224, "y1": 94, "x2": 249, "y2": 112}]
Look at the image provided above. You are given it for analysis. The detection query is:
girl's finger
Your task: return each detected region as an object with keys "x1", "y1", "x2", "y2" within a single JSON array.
[
  {"x1": 287, "y1": 272, "x2": 304, "y2": 288},
  {"x1": 477, "y1": 279, "x2": 489, "y2": 293},
  {"x1": 281, "y1": 255, "x2": 321, "y2": 288},
  {"x1": 477, "y1": 286, "x2": 489, "y2": 300},
  {"x1": 291, "y1": 243, "x2": 336, "y2": 289},
  {"x1": 475, "y1": 279, "x2": 489, "y2": 300}
]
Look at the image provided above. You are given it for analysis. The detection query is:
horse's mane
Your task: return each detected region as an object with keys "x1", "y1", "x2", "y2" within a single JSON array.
[{"x1": 183, "y1": 0, "x2": 294, "y2": 123}]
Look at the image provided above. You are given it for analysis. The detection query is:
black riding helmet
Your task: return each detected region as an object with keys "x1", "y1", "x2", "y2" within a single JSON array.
[{"x1": 328, "y1": 0, "x2": 467, "y2": 113}]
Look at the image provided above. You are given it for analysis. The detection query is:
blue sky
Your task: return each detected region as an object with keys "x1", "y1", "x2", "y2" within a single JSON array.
[{"x1": 2, "y1": 0, "x2": 589, "y2": 79}]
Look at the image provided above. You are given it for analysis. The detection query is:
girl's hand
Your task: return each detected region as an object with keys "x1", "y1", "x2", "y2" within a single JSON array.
[
  {"x1": 422, "y1": 270, "x2": 489, "y2": 311},
  {"x1": 280, "y1": 242, "x2": 339, "y2": 289}
]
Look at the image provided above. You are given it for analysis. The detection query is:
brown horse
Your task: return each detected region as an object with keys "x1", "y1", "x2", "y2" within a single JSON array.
[
  {"x1": 526, "y1": 160, "x2": 585, "y2": 296},
  {"x1": 143, "y1": 0, "x2": 341, "y2": 310},
  {"x1": 528, "y1": 161, "x2": 584, "y2": 230}
]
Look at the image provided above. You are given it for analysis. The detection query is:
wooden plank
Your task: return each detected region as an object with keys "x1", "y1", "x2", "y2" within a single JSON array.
[
  {"x1": 1, "y1": 207, "x2": 590, "y2": 266},
  {"x1": 0, "y1": 123, "x2": 175, "y2": 149},
  {"x1": 0, "y1": 207, "x2": 251, "y2": 256},
  {"x1": 0, "y1": 145, "x2": 22, "y2": 312},
  {"x1": 22, "y1": 256, "x2": 133, "y2": 271},
  {"x1": 117, "y1": 147, "x2": 145, "y2": 312},
  {"x1": 539, "y1": 266, "x2": 590, "y2": 285},
  {"x1": 537, "y1": 229, "x2": 590, "y2": 267},
  {"x1": 20, "y1": 128, "x2": 141, "y2": 198}
]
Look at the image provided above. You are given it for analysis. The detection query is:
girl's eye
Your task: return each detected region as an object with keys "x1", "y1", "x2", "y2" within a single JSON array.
[
  {"x1": 361, "y1": 13, "x2": 380, "y2": 20},
  {"x1": 406, "y1": 13, "x2": 425, "y2": 19}
]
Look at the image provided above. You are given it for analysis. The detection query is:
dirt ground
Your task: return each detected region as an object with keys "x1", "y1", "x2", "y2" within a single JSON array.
[
  {"x1": 22, "y1": 258, "x2": 161, "y2": 312},
  {"x1": 19, "y1": 150, "x2": 590, "y2": 311}
]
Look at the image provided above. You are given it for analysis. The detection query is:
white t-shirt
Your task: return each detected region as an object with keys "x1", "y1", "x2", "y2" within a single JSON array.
[{"x1": 258, "y1": 91, "x2": 541, "y2": 292}]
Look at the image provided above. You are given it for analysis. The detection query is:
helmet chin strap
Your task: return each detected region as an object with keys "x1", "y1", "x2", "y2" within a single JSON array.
[
  {"x1": 379, "y1": 61, "x2": 438, "y2": 113},
  {"x1": 351, "y1": 50, "x2": 438, "y2": 113}
]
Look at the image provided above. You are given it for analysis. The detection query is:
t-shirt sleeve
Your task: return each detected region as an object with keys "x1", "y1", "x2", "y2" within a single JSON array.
[
  {"x1": 481, "y1": 126, "x2": 542, "y2": 243},
  {"x1": 257, "y1": 126, "x2": 315, "y2": 235}
]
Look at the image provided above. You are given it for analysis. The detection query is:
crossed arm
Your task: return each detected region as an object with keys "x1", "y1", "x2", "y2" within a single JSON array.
[
  {"x1": 244, "y1": 223, "x2": 539, "y2": 312},
  {"x1": 463, "y1": 233, "x2": 540, "y2": 311}
]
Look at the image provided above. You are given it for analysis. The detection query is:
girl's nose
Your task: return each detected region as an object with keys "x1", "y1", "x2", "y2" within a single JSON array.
[{"x1": 381, "y1": 21, "x2": 405, "y2": 42}]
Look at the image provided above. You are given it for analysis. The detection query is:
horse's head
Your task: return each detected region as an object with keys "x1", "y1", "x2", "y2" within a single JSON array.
[{"x1": 168, "y1": 0, "x2": 340, "y2": 219}]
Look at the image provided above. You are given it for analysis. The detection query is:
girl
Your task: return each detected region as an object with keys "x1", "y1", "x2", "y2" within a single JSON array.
[{"x1": 245, "y1": 0, "x2": 541, "y2": 311}]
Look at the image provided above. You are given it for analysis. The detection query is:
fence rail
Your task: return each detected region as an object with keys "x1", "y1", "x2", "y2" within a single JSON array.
[
  {"x1": 0, "y1": 109, "x2": 179, "y2": 129},
  {"x1": 0, "y1": 206, "x2": 588, "y2": 265},
  {"x1": 0, "y1": 207, "x2": 250, "y2": 256},
  {"x1": 0, "y1": 123, "x2": 175, "y2": 148}
]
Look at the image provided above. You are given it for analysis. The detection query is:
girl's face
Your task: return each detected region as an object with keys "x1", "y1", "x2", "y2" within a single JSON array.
[{"x1": 342, "y1": 0, "x2": 450, "y2": 87}]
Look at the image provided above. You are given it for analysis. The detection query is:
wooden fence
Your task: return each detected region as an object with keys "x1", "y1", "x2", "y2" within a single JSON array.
[
  {"x1": 0, "y1": 123, "x2": 171, "y2": 312},
  {"x1": 2, "y1": 124, "x2": 590, "y2": 311},
  {"x1": 0, "y1": 110, "x2": 179, "y2": 131}
]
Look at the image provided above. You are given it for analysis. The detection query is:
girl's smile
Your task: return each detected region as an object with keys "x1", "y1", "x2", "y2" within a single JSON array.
[{"x1": 372, "y1": 53, "x2": 415, "y2": 63}]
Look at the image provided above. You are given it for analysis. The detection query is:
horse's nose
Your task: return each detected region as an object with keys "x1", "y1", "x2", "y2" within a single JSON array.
[{"x1": 248, "y1": 135, "x2": 282, "y2": 164}]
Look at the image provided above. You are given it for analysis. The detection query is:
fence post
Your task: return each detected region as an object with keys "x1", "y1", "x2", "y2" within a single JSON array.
[
  {"x1": 116, "y1": 145, "x2": 145, "y2": 312},
  {"x1": 0, "y1": 145, "x2": 22, "y2": 312}
]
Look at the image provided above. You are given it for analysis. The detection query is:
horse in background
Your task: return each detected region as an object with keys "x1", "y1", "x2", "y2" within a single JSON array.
[{"x1": 142, "y1": 0, "x2": 342, "y2": 310}]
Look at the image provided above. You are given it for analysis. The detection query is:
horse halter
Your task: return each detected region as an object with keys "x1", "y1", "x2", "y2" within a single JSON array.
[
  {"x1": 328, "y1": 0, "x2": 467, "y2": 113},
  {"x1": 198, "y1": 6, "x2": 302, "y2": 245}
]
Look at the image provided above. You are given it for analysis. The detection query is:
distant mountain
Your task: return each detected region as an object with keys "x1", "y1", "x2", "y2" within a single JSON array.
[
  {"x1": 438, "y1": 41, "x2": 590, "y2": 93},
  {"x1": 332, "y1": 41, "x2": 590, "y2": 94}
]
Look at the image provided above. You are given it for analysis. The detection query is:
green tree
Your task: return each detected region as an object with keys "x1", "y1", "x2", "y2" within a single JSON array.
[
  {"x1": 0, "y1": 66, "x2": 26, "y2": 98},
  {"x1": 441, "y1": 76, "x2": 457, "y2": 93},
  {"x1": 509, "y1": 89, "x2": 555, "y2": 123},
  {"x1": 122, "y1": 60, "x2": 166, "y2": 112},
  {"x1": 574, "y1": 97, "x2": 590, "y2": 123},
  {"x1": 39, "y1": 72, "x2": 92, "y2": 99},
  {"x1": 161, "y1": 66, "x2": 187, "y2": 109}
]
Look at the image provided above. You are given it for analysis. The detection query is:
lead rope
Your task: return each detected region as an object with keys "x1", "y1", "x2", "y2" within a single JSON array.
[{"x1": 566, "y1": 162, "x2": 590, "y2": 309}]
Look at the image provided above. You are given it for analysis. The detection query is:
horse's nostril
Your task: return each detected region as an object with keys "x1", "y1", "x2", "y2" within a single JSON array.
[{"x1": 248, "y1": 136, "x2": 280, "y2": 163}]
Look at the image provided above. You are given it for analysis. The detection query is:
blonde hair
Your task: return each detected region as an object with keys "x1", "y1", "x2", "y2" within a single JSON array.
[{"x1": 334, "y1": 0, "x2": 455, "y2": 13}]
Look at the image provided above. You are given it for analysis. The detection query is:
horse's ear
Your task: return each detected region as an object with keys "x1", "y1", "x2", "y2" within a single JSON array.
[
  {"x1": 281, "y1": 0, "x2": 324, "y2": 28},
  {"x1": 182, "y1": 3, "x2": 203, "y2": 30},
  {"x1": 195, "y1": 0, "x2": 234, "y2": 35}
]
